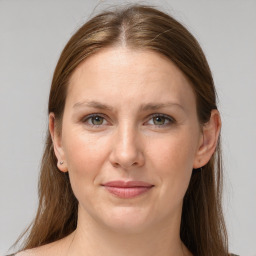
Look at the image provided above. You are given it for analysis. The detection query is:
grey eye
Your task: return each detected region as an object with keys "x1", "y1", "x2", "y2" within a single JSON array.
[
  {"x1": 146, "y1": 114, "x2": 175, "y2": 127},
  {"x1": 90, "y1": 116, "x2": 104, "y2": 125},
  {"x1": 152, "y1": 116, "x2": 166, "y2": 125}
]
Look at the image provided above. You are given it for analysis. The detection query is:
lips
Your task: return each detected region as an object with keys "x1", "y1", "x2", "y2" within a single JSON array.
[
  {"x1": 102, "y1": 180, "x2": 154, "y2": 199},
  {"x1": 103, "y1": 180, "x2": 153, "y2": 188}
]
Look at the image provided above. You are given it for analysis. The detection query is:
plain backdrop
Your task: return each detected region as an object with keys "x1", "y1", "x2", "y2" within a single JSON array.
[{"x1": 0, "y1": 0, "x2": 255, "y2": 255}]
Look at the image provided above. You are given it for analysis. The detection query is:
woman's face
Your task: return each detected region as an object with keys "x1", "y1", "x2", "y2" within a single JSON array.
[{"x1": 53, "y1": 47, "x2": 204, "y2": 233}]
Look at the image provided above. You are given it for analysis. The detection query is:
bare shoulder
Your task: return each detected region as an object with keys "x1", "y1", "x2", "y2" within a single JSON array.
[
  {"x1": 15, "y1": 233, "x2": 74, "y2": 256},
  {"x1": 15, "y1": 243, "x2": 60, "y2": 256}
]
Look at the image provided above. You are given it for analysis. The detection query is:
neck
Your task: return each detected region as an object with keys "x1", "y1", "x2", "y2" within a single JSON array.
[{"x1": 66, "y1": 207, "x2": 191, "y2": 256}]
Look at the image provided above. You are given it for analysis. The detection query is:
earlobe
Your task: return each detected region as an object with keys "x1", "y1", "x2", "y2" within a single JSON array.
[
  {"x1": 49, "y1": 113, "x2": 68, "y2": 173},
  {"x1": 193, "y1": 109, "x2": 221, "y2": 169}
]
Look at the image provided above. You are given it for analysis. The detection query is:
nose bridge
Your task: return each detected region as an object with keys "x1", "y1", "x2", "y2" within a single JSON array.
[
  {"x1": 119, "y1": 121, "x2": 136, "y2": 152},
  {"x1": 110, "y1": 120, "x2": 143, "y2": 168}
]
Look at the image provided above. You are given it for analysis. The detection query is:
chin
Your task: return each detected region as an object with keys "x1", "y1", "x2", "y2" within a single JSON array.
[{"x1": 98, "y1": 206, "x2": 154, "y2": 234}]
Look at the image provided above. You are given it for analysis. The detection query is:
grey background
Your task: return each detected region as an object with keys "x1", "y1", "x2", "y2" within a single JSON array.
[{"x1": 0, "y1": 0, "x2": 255, "y2": 255}]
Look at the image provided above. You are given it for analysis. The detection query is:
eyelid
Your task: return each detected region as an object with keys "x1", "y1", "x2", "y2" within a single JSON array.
[
  {"x1": 81, "y1": 112, "x2": 175, "y2": 127},
  {"x1": 145, "y1": 113, "x2": 176, "y2": 126},
  {"x1": 82, "y1": 113, "x2": 109, "y2": 126}
]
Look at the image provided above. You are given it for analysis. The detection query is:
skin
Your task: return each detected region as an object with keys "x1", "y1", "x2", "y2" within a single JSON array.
[{"x1": 18, "y1": 47, "x2": 221, "y2": 256}]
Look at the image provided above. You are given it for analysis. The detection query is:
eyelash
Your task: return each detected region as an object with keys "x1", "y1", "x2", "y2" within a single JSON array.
[
  {"x1": 82, "y1": 113, "x2": 176, "y2": 128},
  {"x1": 147, "y1": 114, "x2": 176, "y2": 127},
  {"x1": 82, "y1": 113, "x2": 109, "y2": 127}
]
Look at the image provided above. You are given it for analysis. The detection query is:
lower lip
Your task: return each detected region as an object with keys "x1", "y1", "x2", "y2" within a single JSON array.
[{"x1": 104, "y1": 186, "x2": 153, "y2": 199}]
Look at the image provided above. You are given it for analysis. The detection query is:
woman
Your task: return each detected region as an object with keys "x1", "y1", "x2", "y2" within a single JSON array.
[{"x1": 10, "y1": 4, "x2": 237, "y2": 256}]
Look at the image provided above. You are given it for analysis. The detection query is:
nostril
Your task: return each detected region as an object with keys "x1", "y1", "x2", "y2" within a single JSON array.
[
  {"x1": 113, "y1": 162, "x2": 119, "y2": 168},
  {"x1": 111, "y1": 160, "x2": 139, "y2": 169},
  {"x1": 109, "y1": 142, "x2": 145, "y2": 169}
]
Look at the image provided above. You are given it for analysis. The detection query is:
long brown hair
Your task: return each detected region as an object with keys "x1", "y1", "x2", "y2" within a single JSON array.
[{"x1": 16, "y1": 4, "x2": 228, "y2": 255}]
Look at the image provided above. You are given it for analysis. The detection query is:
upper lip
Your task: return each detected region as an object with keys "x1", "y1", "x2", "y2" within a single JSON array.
[{"x1": 102, "y1": 180, "x2": 154, "y2": 188}]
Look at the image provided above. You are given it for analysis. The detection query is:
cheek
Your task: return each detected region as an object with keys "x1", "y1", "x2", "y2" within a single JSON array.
[
  {"x1": 61, "y1": 128, "x2": 111, "y2": 194},
  {"x1": 151, "y1": 131, "x2": 197, "y2": 171},
  {"x1": 148, "y1": 129, "x2": 198, "y2": 196},
  {"x1": 63, "y1": 125, "x2": 110, "y2": 167}
]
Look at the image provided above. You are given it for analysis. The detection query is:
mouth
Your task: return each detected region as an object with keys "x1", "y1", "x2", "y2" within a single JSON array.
[{"x1": 101, "y1": 180, "x2": 154, "y2": 199}]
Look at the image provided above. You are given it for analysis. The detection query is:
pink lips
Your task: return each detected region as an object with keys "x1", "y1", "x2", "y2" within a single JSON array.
[{"x1": 102, "y1": 180, "x2": 154, "y2": 199}]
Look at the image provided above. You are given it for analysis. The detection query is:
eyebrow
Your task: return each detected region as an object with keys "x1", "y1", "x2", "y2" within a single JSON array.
[
  {"x1": 73, "y1": 100, "x2": 184, "y2": 112},
  {"x1": 139, "y1": 102, "x2": 184, "y2": 112},
  {"x1": 73, "y1": 100, "x2": 113, "y2": 111}
]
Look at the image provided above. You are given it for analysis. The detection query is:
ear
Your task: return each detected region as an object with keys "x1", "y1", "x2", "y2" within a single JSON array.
[
  {"x1": 193, "y1": 109, "x2": 221, "y2": 169},
  {"x1": 49, "y1": 113, "x2": 68, "y2": 172}
]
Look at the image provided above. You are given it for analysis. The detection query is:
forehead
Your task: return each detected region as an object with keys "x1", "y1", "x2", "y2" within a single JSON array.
[{"x1": 67, "y1": 47, "x2": 196, "y2": 111}]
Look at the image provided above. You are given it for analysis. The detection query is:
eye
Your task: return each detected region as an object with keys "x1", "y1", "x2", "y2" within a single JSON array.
[
  {"x1": 147, "y1": 114, "x2": 175, "y2": 127},
  {"x1": 83, "y1": 114, "x2": 108, "y2": 126},
  {"x1": 152, "y1": 116, "x2": 167, "y2": 125}
]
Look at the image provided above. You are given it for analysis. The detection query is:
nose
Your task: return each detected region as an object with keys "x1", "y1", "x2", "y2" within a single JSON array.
[{"x1": 109, "y1": 124, "x2": 145, "y2": 169}]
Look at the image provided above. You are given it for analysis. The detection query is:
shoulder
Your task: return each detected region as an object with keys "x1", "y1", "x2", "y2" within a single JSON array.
[
  {"x1": 10, "y1": 247, "x2": 53, "y2": 256},
  {"x1": 10, "y1": 245, "x2": 59, "y2": 256},
  {"x1": 7, "y1": 250, "x2": 37, "y2": 256},
  {"x1": 10, "y1": 233, "x2": 74, "y2": 256},
  {"x1": 7, "y1": 243, "x2": 58, "y2": 256}
]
